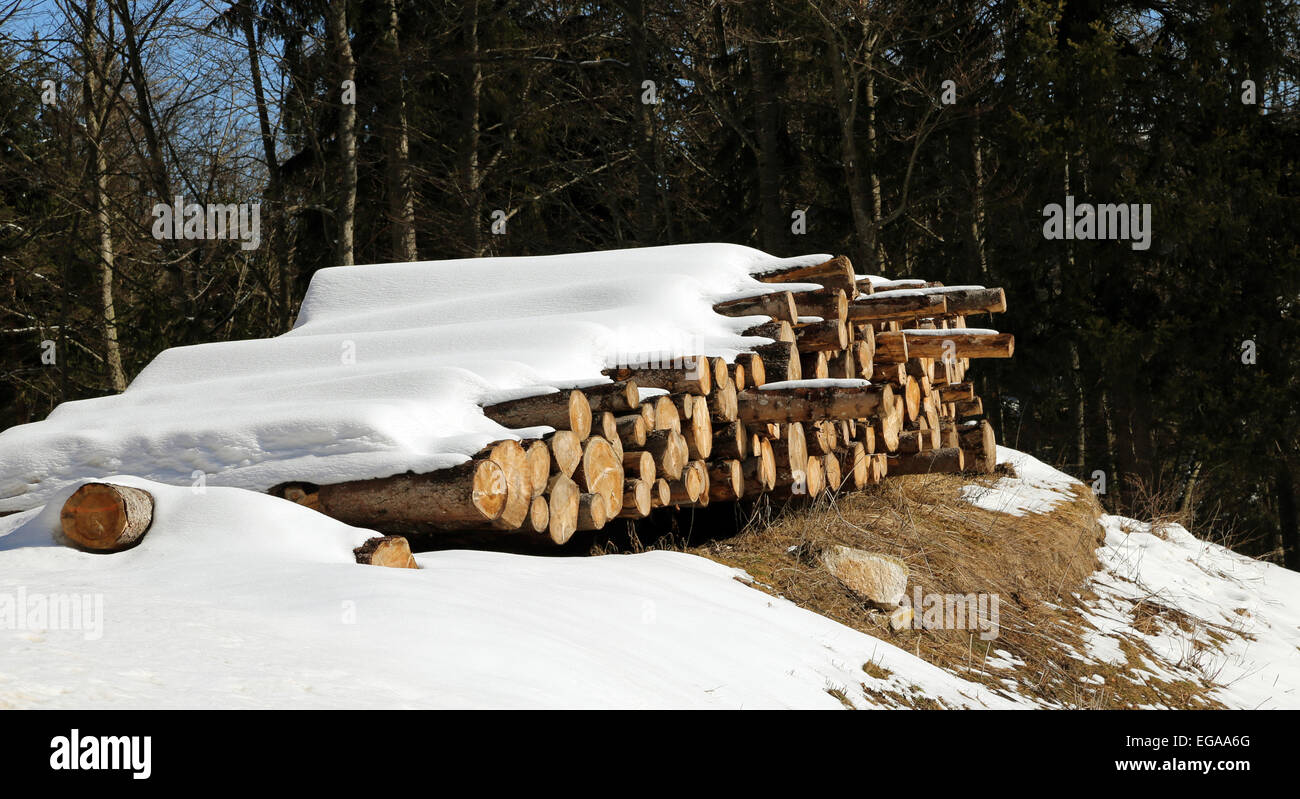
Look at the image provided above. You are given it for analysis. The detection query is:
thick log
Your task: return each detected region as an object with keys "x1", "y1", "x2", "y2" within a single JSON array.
[
  {"x1": 926, "y1": 286, "x2": 1007, "y2": 315},
  {"x1": 576, "y1": 493, "x2": 609, "y2": 531},
  {"x1": 643, "y1": 429, "x2": 689, "y2": 480},
  {"x1": 483, "y1": 389, "x2": 592, "y2": 439},
  {"x1": 480, "y1": 440, "x2": 531, "y2": 530},
  {"x1": 575, "y1": 380, "x2": 641, "y2": 413},
  {"x1": 708, "y1": 460, "x2": 745, "y2": 502},
  {"x1": 889, "y1": 329, "x2": 1014, "y2": 359},
  {"x1": 666, "y1": 461, "x2": 707, "y2": 505},
  {"x1": 316, "y1": 459, "x2": 508, "y2": 533},
  {"x1": 353, "y1": 536, "x2": 418, "y2": 569},
  {"x1": 752, "y1": 340, "x2": 801, "y2": 382},
  {"x1": 743, "y1": 319, "x2": 795, "y2": 343},
  {"x1": 545, "y1": 430, "x2": 582, "y2": 478},
  {"x1": 572, "y1": 436, "x2": 624, "y2": 519},
  {"x1": 650, "y1": 478, "x2": 672, "y2": 509},
  {"x1": 525, "y1": 441, "x2": 550, "y2": 497},
  {"x1": 713, "y1": 289, "x2": 798, "y2": 324},
  {"x1": 955, "y1": 397, "x2": 984, "y2": 418},
  {"x1": 794, "y1": 319, "x2": 848, "y2": 352},
  {"x1": 737, "y1": 353, "x2": 766, "y2": 386},
  {"x1": 790, "y1": 287, "x2": 848, "y2": 324},
  {"x1": 710, "y1": 421, "x2": 750, "y2": 460},
  {"x1": 60, "y1": 482, "x2": 154, "y2": 552},
  {"x1": 736, "y1": 383, "x2": 896, "y2": 424},
  {"x1": 888, "y1": 448, "x2": 966, "y2": 475},
  {"x1": 614, "y1": 414, "x2": 648, "y2": 448},
  {"x1": 873, "y1": 332, "x2": 911, "y2": 363},
  {"x1": 623, "y1": 450, "x2": 656, "y2": 484},
  {"x1": 938, "y1": 382, "x2": 975, "y2": 402},
  {"x1": 753, "y1": 255, "x2": 857, "y2": 296},
  {"x1": 706, "y1": 380, "x2": 739, "y2": 422},
  {"x1": 616, "y1": 479, "x2": 653, "y2": 519},
  {"x1": 847, "y1": 293, "x2": 947, "y2": 323},
  {"x1": 546, "y1": 475, "x2": 580, "y2": 544},
  {"x1": 799, "y1": 351, "x2": 829, "y2": 379},
  {"x1": 647, "y1": 395, "x2": 681, "y2": 433},
  {"x1": 603, "y1": 359, "x2": 712, "y2": 395}
]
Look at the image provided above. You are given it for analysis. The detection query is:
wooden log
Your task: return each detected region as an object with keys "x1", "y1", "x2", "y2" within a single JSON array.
[
  {"x1": 938, "y1": 382, "x2": 975, "y2": 402},
  {"x1": 794, "y1": 319, "x2": 848, "y2": 352},
  {"x1": 576, "y1": 493, "x2": 609, "y2": 531},
  {"x1": 753, "y1": 255, "x2": 857, "y2": 296},
  {"x1": 843, "y1": 442, "x2": 869, "y2": 489},
  {"x1": 667, "y1": 461, "x2": 707, "y2": 505},
  {"x1": 575, "y1": 380, "x2": 641, "y2": 413},
  {"x1": 736, "y1": 383, "x2": 896, "y2": 424},
  {"x1": 891, "y1": 330, "x2": 1014, "y2": 359},
  {"x1": 848, "y1": 292, "x2": 947, "y2": 323},
  {"x1": 854, "y1": 329, "x2": 875, "y2": 377},
  {"x1": 616, "y1": 479, "x2": 653, "y2": 518},
  {"x1": 480, "y1": 439, "x2": 532, "y2": 530},
  {"x1": 353, "y1": 536, "x2": 418, "y2": 569},
  {"x1": 60, "y1": 482, "x2": 154, "y2": 552},
  {"x1": 741, "y1": 439, "x2": 778, "y2": 495},
  {"x1": 483, "y1": 389, "x2": 592, "y2": 439},
  {"x1": 546, "y1": 475, "x2": 580, "y2": 544},
  {"x1": 939, "y1": 419, "x2": 961, "y2": 449},
  {"x1": 888, "y1": 448, "x2": 966, "y2": 475},
  {"x1": 873, "y1": 405, "x2": 902, "y2": 453},
  {"x1": 643, "y1": 429, "x2": 689, "y2": 480},
  {"x1": 790, "y1": 287, "x2": 848, "y2": 324},
  {"x1": 752, "y1": 340, "x2": 801, "y2": 382},
  {"x1": 572, "y1": 436, "x2": 624, "y2": 519},
  {"x1": 603, "y1": 358, "x2": 712, "y2": 395},
  {"x1": 901, "y1": 377, "x2": 922, "y2": 424},
  {"x1": 545, "y1": 430, "x2": 583, "y2": 478},
  {"x1": 737, "y1": 353, "x2": 766, "y2": 386},
  {"x1": 707, "y1": 460, "x2": 745, "y2": 502},
  {"x1": 614, "y1": 414, "x2": 648, "y2": 448},
  {"x1": 528, "y1": 496, "x2": 550, "y2": 533},
  {"x1": 710, "y1": 421, "x2": 750, "y2": 460},
  {"x1": 806, "y1": 419, "x2": 837, "y2": 456},
  {"x1": 316, "y1": 459, "x2": 508, "y2": 533},
  {"x1": 822, "y1": 453, "x2": 843, "y2": 494},
  {"x1": 959, "y1": 419, "x2": 997, "y2": 474},
  {"x1": 799, "y1": 350, "x2": 829, "y2": 379},
  {"x1": 731, "y1": 362, "x2": 747, "y2": 391},
  {"x1": 708, "y1": 357, "x2": 733, "y2": 390},
  {"x1": 525, "y1": 441, "x2": 551, "y2": 498},
  {"x1": 622, "y1": 450, "x2": 656, "y2": 484},
  {"x1": 743, "y1": 319, "x2": 795, "y2": 343},
  {"x1": 650, "y1": 478, "x2": 672, "y2": 509},
  {"x1": 928, "y1": 286, "x2": 1007, "y2": 315},
  {"x1": 955, "y1": 397, "x2": 984, "y2": 419},
  {"x1": 771, "y1": 421, "x2": 809, "y2": 473},
  {"x1": 713, "y1": 289, "x2": 798, "y2": 324},
  {"x1": 873, "y1": 332, "x2": 911, "y2": 363},
  {"x1": 706, "y1": 380, "x2": 738, "y2": 422},
  {"x1": 647, "y1": 395, "x2": 681, "y2": 432},
  {"x1": 897, "y1": 429, "x2": 932, "y2": 454}
]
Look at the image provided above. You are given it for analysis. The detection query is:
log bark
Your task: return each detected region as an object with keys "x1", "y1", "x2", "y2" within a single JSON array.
[
  {"x1": 847, "y1": 293, "x2": 947, "y2": 323},
  {"x1": 706, "y1": 380, "x2": 739, "y2": 422},
  {"x1": 888, "y1": 448, "x2": 965, "y2": 475},
  {"x1": 643, "y1": 429, "x2": 689, "y2": 480},
  {"x1": 708, "y1": 460, "x2": 744, "y2": 502},
  {"x1": 576, "y1": 493, "x2": 609, "y2": 530},
  {"x1": 483, "y1": 389, "x2": 592, "y2": 439},
  {"x1": 617, "y1": 479, "x2": 653, "y2": 518},
  {"x1": 713, "y1": 290, "x2": 798, "y2": 324},
  {"x1": 736, "y1": 353, "x2": 766, "y2": 386},
  {"x1": 790, "y1": 287, "x2": 848, "y2": 324},
  {"x1": 752, "y1": 341, "x2": 801, "y2": 382},
  {"x1": 60, "y1": 482, "x2": 154, "y2": 552},
  {"x1": 623, "y1": 450, "x2": 657, "y2": 484},
  {"x1": 737, "y1": 383, "x2": 896, "y2": 424},
  {"x1": 887, "y1": 330, "x2": 1014, "y2": 359},
  {"x1": 799, "y1": 351, "x2": 829, "y2": 379},
  {"x1": 316, "y1": 459, "x2": 508, "y2": 533},
  {"x1": 753, "y1": 255, "x2": 856, "y2": 295},
  {"x1": 576, "y1": 380, "x2": 640, "y2": 413},
  {"x1": 615, "y1": 414, "x2": 648, "y2": 448},
  {"x1": 743, "y1": 319, "x2": 794, "y2": 342},
  {"x1": 603, "y1": 360, "x2": 711, "y2": 395},
  {"x1": 794, "y1": 320, "x2": 848, "y2": 352},
  {"x1": 666, "y1": 461, "x2": 707, "y2": 504},
  {"x1": 771, "y1": 421, "x2": 809, "y2": 472}
]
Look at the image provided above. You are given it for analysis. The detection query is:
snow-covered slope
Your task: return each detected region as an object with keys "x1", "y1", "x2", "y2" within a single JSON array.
[
  {"x1": 0, "y1": 244, "x2": 828, "y2": 512},
  {"x1": 0, "y1": 477, "x2": 1015, "y2": 709}
]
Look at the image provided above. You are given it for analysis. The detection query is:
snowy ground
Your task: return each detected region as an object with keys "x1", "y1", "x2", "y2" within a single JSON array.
[{"x1": 2, "y1": 450, "x2": 1296, "y2": 709}]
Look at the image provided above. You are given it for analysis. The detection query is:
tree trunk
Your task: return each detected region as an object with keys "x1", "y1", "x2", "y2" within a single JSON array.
[
  {"x1": 327, "y1": 0, "x2": 357, "y2": 266},
  {"x1": 381, "y1": 0, "x2": 417, "y2": 262}
]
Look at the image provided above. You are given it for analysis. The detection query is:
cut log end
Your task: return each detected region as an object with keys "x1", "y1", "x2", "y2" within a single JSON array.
[
  {"x1": 59, "y1": 482, "x2": 154, "y2": 552},
  {"x1": 353, "y1": 535, "x2": 418, "y2": 569}
]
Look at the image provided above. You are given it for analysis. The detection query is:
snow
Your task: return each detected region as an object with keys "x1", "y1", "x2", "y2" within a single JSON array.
[
  {"x1": 0, "y1": 477, "x2": 1017, "y2": 709},
  {"x1": 0, "y1": 244, "x2": 832, "y2": 513},
  {"x1": 958, "y1": 446, "x2": 1082, "y2": 516}
]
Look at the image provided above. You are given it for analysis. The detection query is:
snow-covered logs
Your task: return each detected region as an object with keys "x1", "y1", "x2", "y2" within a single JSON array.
[{"x1": 268, "y1": 256, "x2": 1011, "y2": 545}]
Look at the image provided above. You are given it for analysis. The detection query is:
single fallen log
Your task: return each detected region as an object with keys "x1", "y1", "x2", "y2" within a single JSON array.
[
  {"x1": 483, "y1": 389, "x2": 592, "y2": 439},
  {"x1": 353, "y1": 535, "x2": 418, "y2": 568},
  {"x1": 60, "y1": 482, "x2": 154, "y2": 552}
]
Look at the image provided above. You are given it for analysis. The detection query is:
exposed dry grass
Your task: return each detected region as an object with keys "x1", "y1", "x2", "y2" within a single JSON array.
[{"x1": 690, "y1": 474, "x2": 1230, "y2": 709}]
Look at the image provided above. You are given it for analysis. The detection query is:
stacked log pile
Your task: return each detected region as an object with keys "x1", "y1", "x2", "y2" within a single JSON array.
[{"x1": 63, "y1": 256, "x2": 1012, "y2": 559}]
